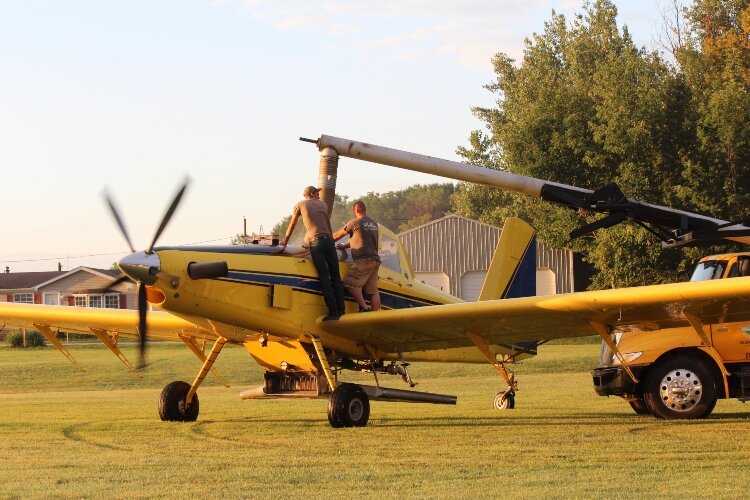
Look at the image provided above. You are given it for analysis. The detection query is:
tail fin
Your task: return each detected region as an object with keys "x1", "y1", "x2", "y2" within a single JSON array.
[{"x1": 478, "y1": 217, "x2": 536, "y2": 301}]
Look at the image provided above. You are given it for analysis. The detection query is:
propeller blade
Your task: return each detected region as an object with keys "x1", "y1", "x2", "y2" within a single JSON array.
[
  {"x1": 146, "y1": 178, "x2": 190, "y2": 254},
  {"x1": 104, "y1": 274, "x2": 130, "y2": 292},
  {"x1": 137, "y1": 282, "x2": 148, "y2": 369},
  {"x1": 103, "y1": 190, "x2": 136, "y2": 254}
]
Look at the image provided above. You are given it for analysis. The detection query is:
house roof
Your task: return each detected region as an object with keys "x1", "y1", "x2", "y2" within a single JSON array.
[
  {"x1": 0, "y1": 271, "x2": 66, "y2": 290},
  {"x1": 0, "y1": 267, "x2": 124, "y2": 291}
]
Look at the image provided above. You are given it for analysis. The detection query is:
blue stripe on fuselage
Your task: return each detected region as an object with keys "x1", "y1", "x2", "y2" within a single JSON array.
[{"x1": 219, "y1": 270, "x2": 440, "y2": 309}]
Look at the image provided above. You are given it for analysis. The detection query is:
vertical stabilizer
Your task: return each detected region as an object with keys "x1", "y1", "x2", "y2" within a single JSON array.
[{"x1": 478, "y1": 217, "x2": 536, "y2": 301}]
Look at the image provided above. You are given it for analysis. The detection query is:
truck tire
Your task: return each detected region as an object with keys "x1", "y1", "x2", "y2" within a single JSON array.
[
  {"x1": 643, "y1": 354, "x2": 717, "y2": 419},
  {"x1": 628, "y1": 398, "x2": 650, "y2": 415}
]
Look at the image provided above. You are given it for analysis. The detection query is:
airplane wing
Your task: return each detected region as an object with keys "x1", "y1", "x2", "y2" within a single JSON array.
[
  {"x1": 320, "y1": 277, "x2": 750, "y2": 353},
  {"x1": 0, "y1": 303, "x2": 210, "y2": 342}
]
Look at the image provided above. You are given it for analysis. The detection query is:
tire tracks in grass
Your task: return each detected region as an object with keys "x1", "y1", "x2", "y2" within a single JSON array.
[{"x1": 61, "y1": 421, "x2": 130, "y2": 450}]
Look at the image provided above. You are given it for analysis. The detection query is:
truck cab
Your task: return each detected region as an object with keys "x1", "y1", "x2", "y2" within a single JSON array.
[{"x1": 592, "y1": 251, "x2": 750, "y2": 419}]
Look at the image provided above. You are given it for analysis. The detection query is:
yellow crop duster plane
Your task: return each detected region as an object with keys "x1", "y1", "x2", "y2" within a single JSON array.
[{"x1": 2, "y1": 140, "x2": 750, "y2": 428}]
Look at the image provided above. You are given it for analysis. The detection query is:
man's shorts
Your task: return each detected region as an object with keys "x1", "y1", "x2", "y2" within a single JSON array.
[{"x1": 344, "y1": 258, "x2": 380, "y2": 294}]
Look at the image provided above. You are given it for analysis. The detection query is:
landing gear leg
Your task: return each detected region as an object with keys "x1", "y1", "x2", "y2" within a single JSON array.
[
  {"x1": 159, "y1": 336, "x2": 227, "y2": 422},
  {"x1": 491, "y1": 362, "x2": 517, "y2": 410},
  {"x1": 466, "y1": 333, "x2": 518, "y2": 410}
]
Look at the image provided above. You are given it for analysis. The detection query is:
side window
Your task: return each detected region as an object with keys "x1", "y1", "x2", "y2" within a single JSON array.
[
  {"x1": 728, "y1": 263, "x2": 739, "y2": 278},
  {"x1": 379, "y1": 234, "x2": 401, "y2": 274}
]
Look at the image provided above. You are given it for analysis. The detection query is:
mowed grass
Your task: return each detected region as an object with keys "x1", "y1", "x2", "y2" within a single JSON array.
[{"x1": 2, "y1": 342, "x2": 750, "y2": 498}]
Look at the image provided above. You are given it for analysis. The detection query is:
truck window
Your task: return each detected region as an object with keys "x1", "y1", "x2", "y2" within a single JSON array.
[
  {"x1": 728, "y1": 263, "x2": 739, "y2": 278},
  {"x1": 690, "y1": 261, "x2": 727, "y2": 281}
]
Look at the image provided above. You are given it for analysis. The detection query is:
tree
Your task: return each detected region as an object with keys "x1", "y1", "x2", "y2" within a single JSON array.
[
  {"x1": 267, "y1": 184, "x2": 456, "y2": 245},
  {"x1": 456, "y1": 0, "x2": 714, "y2": 288},
  {"x1": 675, "y1": 0, "x2": 750, "y2": 222}
]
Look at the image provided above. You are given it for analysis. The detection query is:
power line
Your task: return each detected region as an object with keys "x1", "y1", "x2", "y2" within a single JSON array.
[{"x1": 0, "y1": 237, "x2": 235, "y2": 264}]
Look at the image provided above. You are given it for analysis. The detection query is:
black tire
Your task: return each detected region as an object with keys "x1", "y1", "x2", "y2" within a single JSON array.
[
  {"x1": 628, "y1": 397, "x2": 650, "y2": 415},
  {"x1": 159, "y1": 381, "x2": 199, "y2": 422},
  {"x1": 493, "y1": 391, "x2": 515, "y2": 410},
  {"x1": 327, "y1": 383, "x2": 370, "y2": 428},
  {"x1": 643, "y1": 355, "x2": 717, "y2": 420}
]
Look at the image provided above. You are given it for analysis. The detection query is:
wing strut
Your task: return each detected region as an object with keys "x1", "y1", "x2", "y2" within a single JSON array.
[
  {"x1": 683, "y1": 311, "x2": 731, "y2": 396},
  {"x1": 89, "y1": 328, "x2": 142, "y2": 379},
  {"x1": 33, "y1": 324, "x2": 85, "y2": 373},
  {"x1": 590, "y1": 322, "x2": 639, "y2": 384},
  {"x1": 466, "y1": 332, "x2": 517, "y2": 394}
]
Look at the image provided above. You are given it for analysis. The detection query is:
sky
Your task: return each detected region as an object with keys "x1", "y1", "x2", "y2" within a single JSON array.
[{"x1": 0, "y1": 0, "x2": 669, "y2": 272}]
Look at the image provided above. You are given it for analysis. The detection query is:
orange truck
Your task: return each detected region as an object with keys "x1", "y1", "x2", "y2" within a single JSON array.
[{"x1": 593, "y1": 252, "x2": 750, "y2": 418}]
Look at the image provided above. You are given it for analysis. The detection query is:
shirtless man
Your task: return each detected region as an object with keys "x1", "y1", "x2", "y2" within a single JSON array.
[{"x1": 281, "y1": 186, "x2": 344, "y2": 319}]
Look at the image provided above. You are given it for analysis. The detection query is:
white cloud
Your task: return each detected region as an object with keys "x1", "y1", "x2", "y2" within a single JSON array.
[{"x1": 230, "y1": 0, "x2": 589, "y2": 66}]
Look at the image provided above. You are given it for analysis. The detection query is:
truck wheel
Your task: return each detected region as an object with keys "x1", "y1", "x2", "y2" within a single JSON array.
[
  {"x1": 628, "y1": 398, "x2": 650, "y2": 415},
  {"x1": 643, "y1": 355, "x2": 717, "y2": 419}
]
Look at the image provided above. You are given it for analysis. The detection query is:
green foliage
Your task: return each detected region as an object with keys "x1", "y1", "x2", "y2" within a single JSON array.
[
  {"x1": 270, "y1": 184, "x2": 456, "y2": 244},
  {"x1": 457, "y1": 0, "x2": 747, "y2": 288},
  {"x1": 5, "y1": 330, "x2": 46, "y2": 348},
  {"x1": 356, "y1": 183, "x2": 457, "y2": 233},
  {"x1": 675, "y1": 0, "x2": 750, "y2": 222}
]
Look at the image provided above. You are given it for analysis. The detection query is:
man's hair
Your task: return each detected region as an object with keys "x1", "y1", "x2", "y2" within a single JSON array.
[{"x1": 352, "y1": 200, "x2": 367, "y2": 213}]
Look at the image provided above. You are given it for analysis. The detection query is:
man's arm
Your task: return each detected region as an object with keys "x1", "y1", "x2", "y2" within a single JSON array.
[
  {"x1": 280, "y1": 212, "x2": 300, "y2": 246},
  {"x1": 332, "y1": 227, "x2": 348, "y2": 241}
]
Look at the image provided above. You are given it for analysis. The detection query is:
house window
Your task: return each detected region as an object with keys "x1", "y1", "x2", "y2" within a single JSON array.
[
  {"x1": 72, "y1": 293, "x2": 120, "y2": 308},
  {"x1": 13, "y1": 293, "x2": 34, "y2": 304},
  {"x1": 104, "y1": 294, "x2": 120, "y2": 309}
]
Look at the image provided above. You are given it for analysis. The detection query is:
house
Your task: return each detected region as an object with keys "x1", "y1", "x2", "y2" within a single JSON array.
[
  {"x1": 0, "y1": 266, "x2": 136, "y2": 309},
  {"x1": 397, "y1": 214, "x2": 591, "y2": 300}
]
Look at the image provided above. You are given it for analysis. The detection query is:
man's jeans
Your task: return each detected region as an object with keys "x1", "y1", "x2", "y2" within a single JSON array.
[{"x1": 310, "y1": 237, "x2": 345, "y2": 316}]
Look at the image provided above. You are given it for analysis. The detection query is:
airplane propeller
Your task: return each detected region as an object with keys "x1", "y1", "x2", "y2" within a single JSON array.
[{"x1": 104, "y1": 178, "x2": 190, "y2": 368}]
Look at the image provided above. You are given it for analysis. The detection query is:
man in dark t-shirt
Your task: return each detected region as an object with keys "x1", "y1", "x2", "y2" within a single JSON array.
[
  {"x1": 281, "y1": 185, "x2": 344, "y2": 319},
  {"x1": 334, "y1": 200, "x2": 381, "y2": 311}
]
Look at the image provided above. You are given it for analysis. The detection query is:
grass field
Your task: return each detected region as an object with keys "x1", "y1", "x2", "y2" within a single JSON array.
[{"x1": 2, "y1": 341, "x2": 750, "y2": 498}]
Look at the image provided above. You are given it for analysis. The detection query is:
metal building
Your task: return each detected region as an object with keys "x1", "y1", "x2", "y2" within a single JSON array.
[{"x1": 397, "y1": 214, "x2": 576, "y2": 300}]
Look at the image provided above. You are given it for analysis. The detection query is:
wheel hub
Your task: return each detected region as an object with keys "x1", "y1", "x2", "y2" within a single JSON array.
[
  {"x1": 348, "y1": 399, "x2": 364, "y2": 421},
  {"x1": 658, "y1": 369, "x2": 702, "y2": 412}
]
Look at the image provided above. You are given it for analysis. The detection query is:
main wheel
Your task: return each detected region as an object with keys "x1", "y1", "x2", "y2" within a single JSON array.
[
  {"x1": 159, "y1": 381, "x2": 199, "y2": 422},
  {"x1": 628, "y1": 397, "x2": 650, "y2": 415},
  {"x1": 327, "y1": 383, "x2": 370, "y2": 428},
  {"x1": 493, "y1": 390, "x2": 515, "y2": 410},
  {"x1": 643, "y1": 355, "x2": 717, "y2": 419}
]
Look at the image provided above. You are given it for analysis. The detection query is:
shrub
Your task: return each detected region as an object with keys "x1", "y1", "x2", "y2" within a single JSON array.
[{"x1": 6, "y1": 330, "x2": 46, "y2": 348}]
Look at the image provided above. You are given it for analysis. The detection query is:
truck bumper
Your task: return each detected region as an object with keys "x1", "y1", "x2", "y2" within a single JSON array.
[{"x1": 591, "y1": 366, "x2": 643, "y2": 396}]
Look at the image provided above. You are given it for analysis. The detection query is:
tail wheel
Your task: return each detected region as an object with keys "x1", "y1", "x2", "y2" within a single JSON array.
[
  {"x1": 493, "y1": 390, "x2": 515, "y2": 410},
  {"x1": 643, "y1": 355, "x2": 717, "y2": 419},
  {"x1": 159, "y1": 381, "x2": 199, "y2": 422},
  {"x1": 328, "y1": 383, "x2": 370, "y2": 428}
]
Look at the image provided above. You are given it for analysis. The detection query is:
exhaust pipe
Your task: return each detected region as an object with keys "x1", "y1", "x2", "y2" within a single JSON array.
[{"x1": 187, "y1": 261, "x2": 228, "y2": 280}]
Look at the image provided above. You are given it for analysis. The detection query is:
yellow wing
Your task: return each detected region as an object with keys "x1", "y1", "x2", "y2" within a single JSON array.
[
  {"x1": 320, "y1": 277, "x2": 750, "y2": 353},
  {"x1": 0, "y1": 303, "x2": 210, "y2": 341}
]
